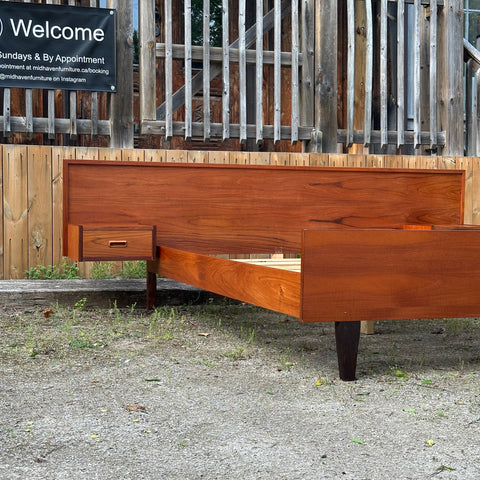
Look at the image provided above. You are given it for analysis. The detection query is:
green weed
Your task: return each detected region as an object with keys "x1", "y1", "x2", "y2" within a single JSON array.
[
  {"x1": 90, "y1": 262, "x2": 115, "y2": 279},
  {"x1": 118, "y1": 261, "x2": 147, "y2": 278},
  {"x1": 224, "y1": 346, "x2": 246, "y2": 361},
  {"x1": 26, "y1": 258, "x2": 79, "y2": 279}
]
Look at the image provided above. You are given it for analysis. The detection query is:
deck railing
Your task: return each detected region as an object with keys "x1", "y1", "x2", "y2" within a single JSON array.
[
  {"x1": 0, "y1": 1, "x2": 466, "y2": 154},
  {"x1": 140, "y1": 0, "x2": 465, "y2": 154},
  {"x1": 139, "y1": 0, "x2": 311, "y2": 145},
  {"x1": 339, "y1": 0, "x2": 445, "y2": 150}
]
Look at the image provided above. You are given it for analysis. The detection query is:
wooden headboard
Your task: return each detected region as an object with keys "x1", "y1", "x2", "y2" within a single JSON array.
[{"x1": 63, "y1": 160, "x2": 465, "y2": 256}]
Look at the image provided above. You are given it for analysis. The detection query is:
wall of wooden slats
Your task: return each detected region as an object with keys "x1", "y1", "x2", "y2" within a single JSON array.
[{"x1": 1, "y1": 145, "x2": 479, "y2": 279}]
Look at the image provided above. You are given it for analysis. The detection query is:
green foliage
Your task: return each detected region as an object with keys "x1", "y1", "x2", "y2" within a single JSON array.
[
  {"x1": 26, "y1": 259, "x2": 79, "y2": 280},
  {"x1": 90, "y1": 262, "x2": 115, "y2": 279},
  {"x1": 132, "y1": 30, "x2": 139, "y2": 64},
  {"x1": 26, "y1": 260, "x2": 147, "y2": 280},
  {"x1": 190, "y1": 0, "x2": 223, "y2": 47},
  {"x1": 74, "y1": 298, "x2": 88, "y2": 311},
  {"x1": 118, "y1": 261, "x2": 147, "y2": 279},
  {"x1": 91, "y1": 261, "x2": 147, "y2": 279}
]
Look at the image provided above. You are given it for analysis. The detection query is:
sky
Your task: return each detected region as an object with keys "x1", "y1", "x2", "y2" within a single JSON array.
[
  {"x1": 133, "y1": 0, "x2": 138, "y2": 29},
  {"x1": 100, "y1": 1, "x2": 138, "y2": 29}
]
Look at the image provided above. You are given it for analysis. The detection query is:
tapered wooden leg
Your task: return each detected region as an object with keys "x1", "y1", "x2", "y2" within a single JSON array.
[
  {"x1": 335, "y1": 321, "x2": 361, "y2": 381},
  {"x1": 146, "y1": 271, "x2": 157, "y2": 310}
]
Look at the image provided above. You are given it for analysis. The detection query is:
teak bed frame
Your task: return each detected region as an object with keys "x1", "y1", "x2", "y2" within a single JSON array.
[{"x1": 63, "y1": 160, "x2": 480, "y2": 380}]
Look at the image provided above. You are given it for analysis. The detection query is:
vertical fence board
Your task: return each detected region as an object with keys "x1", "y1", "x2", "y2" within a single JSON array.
[
  {"x1": 256, "y1": 0, "x2": 264, "y2": 144},
  {"x1": 229, "y1": 151, "x2": 250, "y2": 165},
  {"x1": 397, "y1": 0, "x2": 405, "y2": 147},
  {"x1": 413, "y1": 0, "x2": 421, "y2": 149},
  {"x1": 380, "y1": 0, "x2": 388, "y2": 148},
  {"x1": 208, "y1": 150, "x2": 228, "y2": 164},
  {"x1": 274, "y1": 0, "x2": 282, "y2": 144},
  {"x1": 458, "y1": 156, "x2": 474, "y2": 224},
  {"x1": 27, "y1": 146, "x2": 53, "y2": 270},
  {"x1": 139, "y1": 0, "x2": 156, "y2": 123},
  {"x1": 365, "y1": 154, "x2": 384, "y2": 168},
  {"x1": 472, "y1": 158, "x2": 480, "y2": 225},
  {"x1": 466, "y1": 60, "x2": 474, "y2": 156},
  {"x1": 364, "y1": 0, "x2": 373, "y2": 147},
  {"x1": 291, "y1": 0, "x2": 299, "y2": 144},
  {"x1": 25, "y1": 90, "x2": 33, "y2": 138},
  {"x1": 91, "y1": 92, "x2": 99, "y2": 138},
  {"x1": 429, "y1": 0, "x2": 438, "y2": 149},
  {"x1": 222, "y1": 0, "x2": 230, "y2": 141},
  {"x1": 3, "y1": 89, "x2": 11, "y2": 138},
  {"x1": 239, "y1": 0, "x2": 247, "y2": 143},
  {"x1": 188, "y1": 151, "x2": 208, "y2": 163},
  {"x1": 300, "y1": 0, "x2": 315, "y2": 150},
  {"x1": 165, "y1": 0, "x2": 173, "y2": 140},
  {"x1": 122, "y1": 149, "x2": 145, "y2": 162},
  {"x1": 346, "y1": 0, "x2": 355, "y2": 148},
  {"x1": 249, "y1": 152, "x2": 271, "y2": 165},
  {"x1": 69, "y1": 93, "x2": 78, "y2": 140},
  {"x1": 165, "y1": 149, "x2": 188, "y2": 163},
  {"x1": 3, "y1": 146, "x2": 28, "y2": 279},
  {"x1": 144, "y1": 149, "x2": 167, "y2": 162},
  {"x1": 185, "y1": 0, "x2": 192, "y2": 140},
  {"x1": 46, "y1": 0, "x2": 57, "y2": 140},
  {"x1": 476, "y1": 70, "x2": 480, "y2": 157},
  {"x1": 203, "y1": 0, "x2": 211, "y2": 141},
  {"x1": 52, "y1": 146, "x2": 73, "y2": 266}
]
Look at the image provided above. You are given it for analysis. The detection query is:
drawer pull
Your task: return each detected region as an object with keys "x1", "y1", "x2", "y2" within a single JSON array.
[{"x1": 109, "y1": 240, "x2": 128, "y2": 248}]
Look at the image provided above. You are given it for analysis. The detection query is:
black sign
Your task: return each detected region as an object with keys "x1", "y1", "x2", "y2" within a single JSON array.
[{"x1": 0, "y1": 2, "x2": 116, "y2": 92}]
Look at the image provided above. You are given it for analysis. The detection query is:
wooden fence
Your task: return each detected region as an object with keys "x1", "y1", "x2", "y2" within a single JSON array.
[{"x1": 1, "y1": 144, "x2": 480, "y2": 279}]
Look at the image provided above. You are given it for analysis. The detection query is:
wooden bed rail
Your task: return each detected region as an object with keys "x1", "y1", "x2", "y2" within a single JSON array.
[{"x1": 301, "y1": 228, "x2": 480, "y2": 322}]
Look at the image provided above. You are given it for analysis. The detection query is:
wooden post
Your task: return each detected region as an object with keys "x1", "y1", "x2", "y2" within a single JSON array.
[
  {"x1": 108, "y1": 0, "x2": 134, "y2": 148},
  {"x1": 316, "y1": 0, "x2": 338, "y2": 153},
  {"x1": 438, "y1": 0, "x2": 463, "y2": 156},
  {"x1": 301, "y1": 0, "x2": 315, "y2": 152},
  {"x1": 139, "y1": 0, "x2": 157, "y2": 128}
]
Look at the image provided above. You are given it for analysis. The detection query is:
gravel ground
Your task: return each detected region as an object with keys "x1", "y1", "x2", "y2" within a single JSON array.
[{"x1": 1, "y1": 299, "x2": 479, "y2": 480}]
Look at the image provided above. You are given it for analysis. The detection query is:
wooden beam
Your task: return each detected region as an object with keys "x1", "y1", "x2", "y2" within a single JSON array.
[
  {"x1": 438, "y1": 0, "x2": 463, "y2": 156},
  {"x1": 139, "y1": 0, "x2": 157, "y2": 122},
  {"x1": 108, "y1": 0, "x2": 134, "y2": 148},
  {"x1": 300, "y1": 0, "x2": 315, "y2": 151},
  {"x1": 316, "y1": 0, "x2": 338, "y2": 152}
]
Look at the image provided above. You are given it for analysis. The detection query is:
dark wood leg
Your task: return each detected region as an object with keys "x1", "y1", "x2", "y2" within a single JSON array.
[
  {"x1": 335, "y1": 321, "x2": 361, "y2": 381},
  {"x1": 146, "y1": 271, "x2": 157, "y2": 310}
]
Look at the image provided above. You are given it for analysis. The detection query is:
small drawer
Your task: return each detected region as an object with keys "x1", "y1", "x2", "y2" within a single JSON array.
[{"x1": 68, "y1": 225, "x2": 156, "y2": 261}]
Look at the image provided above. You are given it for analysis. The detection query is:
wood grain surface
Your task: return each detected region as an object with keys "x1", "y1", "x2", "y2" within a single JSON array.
[
  {"x1": 148, "y1": 246, "x2": 300, "y2": 317},
  {"x1": 63, "y1": 160, "x2": 464, "y2": 255},
  {"x1": 301, "y1": 228, "x2": 480, "y2": 322}
]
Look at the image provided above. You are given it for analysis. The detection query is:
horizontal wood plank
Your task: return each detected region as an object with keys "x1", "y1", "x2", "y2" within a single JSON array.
[
  {"x1": 148, "y1": 246, "x2": 301, "y2": 317},
  {"x1": 301, "y1": 228, "x2": 480, "y2": 322}
]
